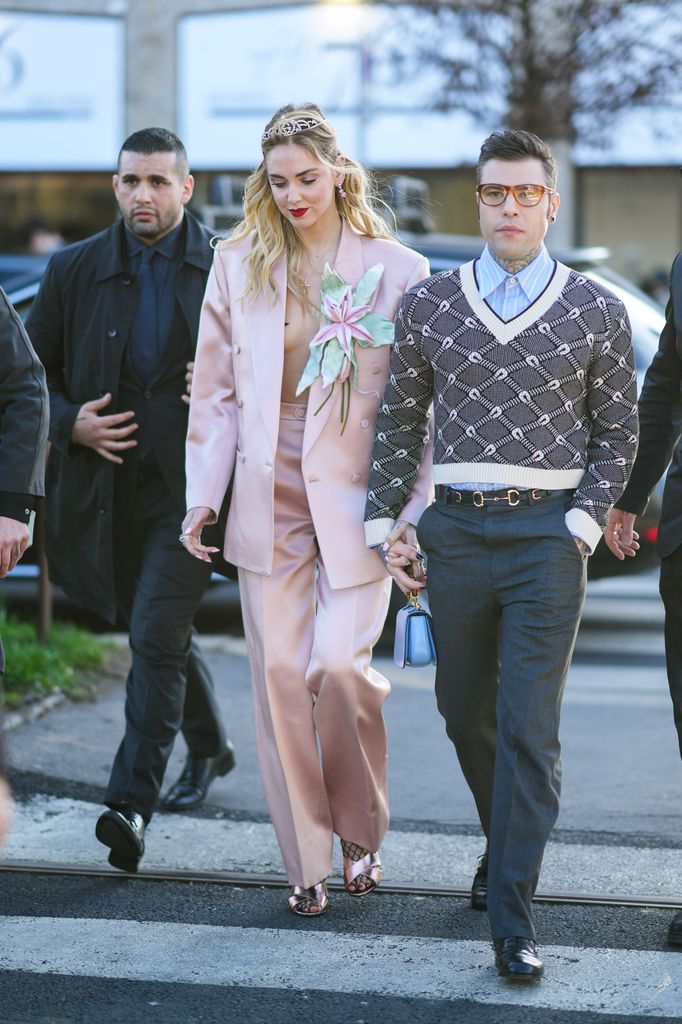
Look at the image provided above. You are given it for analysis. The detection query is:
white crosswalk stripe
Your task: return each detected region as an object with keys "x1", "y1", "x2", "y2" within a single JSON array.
[
  {"x1": 3, "y1": 794, "x2": 680, "y2": 900},
  {"x1": 1, "y1": 915, "x2": 680, "y2": 1018}
]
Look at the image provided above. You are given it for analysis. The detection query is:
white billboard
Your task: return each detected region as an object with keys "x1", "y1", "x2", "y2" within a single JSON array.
[
  {"x1": 177, "y1": 5, "x2": 482, "y2": 171},
  {"x1": 0, "y1": 12, "x2": 124, "y2": 171},
  {"x1": 178, "y1": 4, "x2": 682, "y2": 173}
]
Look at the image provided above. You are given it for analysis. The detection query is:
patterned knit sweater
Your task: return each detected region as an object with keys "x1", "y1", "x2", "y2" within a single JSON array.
[{"x1": 364, "y1": 260, "x2": 639, "y2": 552}]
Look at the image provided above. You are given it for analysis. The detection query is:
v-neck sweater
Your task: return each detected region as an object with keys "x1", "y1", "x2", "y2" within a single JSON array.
[{"x1": 364, "y1": 260, "x2": 639, "y2": 552}]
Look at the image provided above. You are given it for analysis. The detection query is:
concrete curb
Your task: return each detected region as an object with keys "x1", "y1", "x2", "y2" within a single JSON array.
[
  {"x1": 1, "y1": 633, "x2": 248, "y2": 736},
  {"x1": 2, "y1": 692, "x2": 67, "y2": 733}
]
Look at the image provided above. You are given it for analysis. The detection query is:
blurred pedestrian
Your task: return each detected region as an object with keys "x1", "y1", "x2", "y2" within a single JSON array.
[
  {"x1": 605, "y1": 246, "x2": 682, "y2": 948},
  {"x1": 640, "y1": 268, "x2": 669, "y2": 308},
  {"x1": 182, "y1": 104, "x2": 431, "y2": 916},
  {"x1": 26, "y1": 128, "x2": 235, "y2": 873},
  {"x1": 0, "y1": 287, "x2": 50, "y2": 848},
  {"x1": 365, "y1": 129, "x2": 638, "y2": 979},
  {"x1": 23, "y1": 217, "x2": 65, "y2": 256}
]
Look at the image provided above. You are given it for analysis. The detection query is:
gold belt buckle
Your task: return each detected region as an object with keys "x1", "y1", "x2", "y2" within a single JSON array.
[
  {"x1": 473, "y1": 490, "x2": 485, "y2": 508},
  {"x1": 530, "y1": 488, "x2": 543, "y2": 501},
  {"x1": 506, "y1": 489, "x2": 520, "y2": 506}
]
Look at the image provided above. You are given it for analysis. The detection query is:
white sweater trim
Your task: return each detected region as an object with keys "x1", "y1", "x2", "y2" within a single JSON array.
[
  {"x1": 459, "y1": 260, "x2": 572, "y2": 344},
  {"x1": 432, "y1": 463, "x2": 585, "y2": 490},
  {"x1": 565, "y1": 506, "x2": 603, "y2": 552},
  {"x1": 364, "y1": 517, "x2": 395, "y2": 547}
]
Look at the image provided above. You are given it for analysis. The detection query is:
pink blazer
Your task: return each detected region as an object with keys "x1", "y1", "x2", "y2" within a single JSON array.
[{"x1": 186, "y1": 220, "x2": 433, "y2": 589}]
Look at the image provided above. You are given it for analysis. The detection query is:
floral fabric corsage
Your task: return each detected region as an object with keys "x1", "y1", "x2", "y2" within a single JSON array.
[{"x1": 295, "y1": 263, "x2": 394, "y2": 433}]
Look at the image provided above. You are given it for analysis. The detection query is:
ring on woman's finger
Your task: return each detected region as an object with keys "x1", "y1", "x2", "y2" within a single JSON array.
[{"x1": 178, "y1": 533, "x2": 193, "y2": 543}]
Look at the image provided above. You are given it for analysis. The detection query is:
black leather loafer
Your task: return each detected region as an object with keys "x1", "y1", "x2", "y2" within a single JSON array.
[
  {"x1": 161, "y1": 741, "x2": 236, "y2": 812},
  {"x1": 667, "y1": 910, "x2": 682, "y2": 947},
  {"x1": 95, "y1": 808, "x2": 146, "y2": 873},
  {"x1": 471, "y1": 847, "x2": 488, "y2": 911},
  {"x1": 494, "y1": 937, "x2": 544, "y2": 981}
]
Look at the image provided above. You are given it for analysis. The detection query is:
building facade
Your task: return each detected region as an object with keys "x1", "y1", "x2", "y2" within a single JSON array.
[{"x1": 1, "y1": 0, "x2": 680, "y2": 287}]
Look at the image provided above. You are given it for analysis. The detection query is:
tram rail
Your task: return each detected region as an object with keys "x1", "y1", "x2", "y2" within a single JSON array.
[{"x1": 1, "y1": 861, "x2": 678, "y2": 910}]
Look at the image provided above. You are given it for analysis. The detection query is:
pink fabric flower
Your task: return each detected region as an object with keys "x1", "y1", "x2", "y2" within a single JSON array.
[{"x1": 310, "y1": 286, "x2": 374, "y2": 355}]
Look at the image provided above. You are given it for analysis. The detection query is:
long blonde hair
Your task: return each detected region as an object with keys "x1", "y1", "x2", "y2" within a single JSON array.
[{"x1": 228, "y1": 103, "x2": 395, "y2": 305}]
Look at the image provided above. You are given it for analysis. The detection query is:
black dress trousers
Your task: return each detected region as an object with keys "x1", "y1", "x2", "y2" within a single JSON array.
[
  {"x1": 104, "y1": 465, "x2": 225, "y2": 820},
  {"x1": 658, "y1": 545, "x2": 682, "y2": 758}
]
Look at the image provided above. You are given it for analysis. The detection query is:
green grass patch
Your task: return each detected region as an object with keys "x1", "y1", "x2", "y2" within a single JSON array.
[{"x1": 1, "y1": 611, "x2": 111, "y2": 709}]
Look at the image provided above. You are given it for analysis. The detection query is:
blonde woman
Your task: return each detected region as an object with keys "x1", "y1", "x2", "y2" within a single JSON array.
[{"x1": 182, "y1": 104, "x2": 431, "y2": 916}]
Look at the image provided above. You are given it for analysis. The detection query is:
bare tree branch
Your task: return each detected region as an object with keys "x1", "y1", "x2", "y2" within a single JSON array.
[{"x1": 385, "y1": 0, "x2": 682, "y2": 145}]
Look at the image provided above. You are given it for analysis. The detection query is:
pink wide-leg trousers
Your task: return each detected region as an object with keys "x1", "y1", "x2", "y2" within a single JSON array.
[{"x1": 238, "y1": 403, "x2": 392, "y2": 888}]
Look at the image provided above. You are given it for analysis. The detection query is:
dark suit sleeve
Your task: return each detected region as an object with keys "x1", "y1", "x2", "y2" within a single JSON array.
[
  {"x1": 617, "y1": 253, "x2": 682, "y2": 516},
  {"x1": 0, "y1": 288, "x2": 49, "y2": 518},
  {"x1": 25, "y1": 255, "x2": 81, "y2": 456}
]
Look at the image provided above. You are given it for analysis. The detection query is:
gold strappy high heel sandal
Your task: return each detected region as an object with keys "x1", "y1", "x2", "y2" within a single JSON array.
[
  {"x1": 341, "y1": 840, "x2": 383, "y2": 897},
  {"x1": 288, "y1": 880, "x2": 329, "y2": 917}
]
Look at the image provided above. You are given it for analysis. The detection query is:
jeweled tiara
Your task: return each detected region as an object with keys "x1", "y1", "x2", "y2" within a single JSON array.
[{"x1": 261, "y1": 118, "x2": 323, "y2": 143}]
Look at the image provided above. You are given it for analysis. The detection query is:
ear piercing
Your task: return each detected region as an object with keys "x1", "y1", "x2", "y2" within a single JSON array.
[{"x1": 337, "y1": 183, "x2": 347, "y2": 200}]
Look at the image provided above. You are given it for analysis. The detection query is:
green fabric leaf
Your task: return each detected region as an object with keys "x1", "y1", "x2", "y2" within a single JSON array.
[
  {"x1": 320, "y1": 264, "x2": 348, "y2": 302},
  {"x1": 354, "y1": 312, "x2": 395, "y2": 347},
  {"x1": 320, "y1": 340, "x2": 346, "y2": 387},
  {"x1": 350, "y1": 348, "x2": 360, "y2": 388},
  {"x1": 352, "y1": 263, "x2": 385, "y2": 307},
  {"x1": 295, "y1": 343, "x2": 324, "y2": 395}
]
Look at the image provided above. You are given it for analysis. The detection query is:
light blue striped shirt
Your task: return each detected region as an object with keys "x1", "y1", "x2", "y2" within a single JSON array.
[
  {"x1": 458, "y1": 245, "x2": 556, "y2": 492},
  {"x1": 475, "y1": 243, "x2": 556, "y2": 321}
]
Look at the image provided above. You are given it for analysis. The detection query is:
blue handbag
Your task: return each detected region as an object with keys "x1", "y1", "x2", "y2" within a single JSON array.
[{"x1": 393, "y1": 591, "x2": 437, "y2": 668}]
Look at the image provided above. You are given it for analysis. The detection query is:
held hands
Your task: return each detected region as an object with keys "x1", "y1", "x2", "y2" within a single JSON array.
[
  {"x1": 0, "y1": 516, "x2": 30, "y2": 578},
  {"x1": 72, "y1": 393, "x2": 138, "y2": 464},
  {"x1": 179, "y1": 506, "x2": 219, "y2": 563},
  {"x1": 604, "y1": 508, "x2": 640, "y2": 560},
  {"x1": 376, "y1": 518, "x2": 427, "y2": 596},
  {"x1": 181, "y1": 361, "x2": 193, "y2": 406}
]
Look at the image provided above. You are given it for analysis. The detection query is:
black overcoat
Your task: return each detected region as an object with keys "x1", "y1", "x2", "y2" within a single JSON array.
[
  {"x1": 0, "y1": 288, "x2": 49, "y2": 516},
  {"x1": 618, "y1": 252, "x2": 682, "y2": 555},
  {"x1": 25, "y1": 212, "x2": 218, "y2": 623}
]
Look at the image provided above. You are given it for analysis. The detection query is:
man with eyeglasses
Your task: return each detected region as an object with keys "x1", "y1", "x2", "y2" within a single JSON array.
[
  {"x1": 365, "y1": 129, "x2": 638, "y2": 980},
  {"x1": 604, "y1": 193, "x2": 682, "y2": 950}
]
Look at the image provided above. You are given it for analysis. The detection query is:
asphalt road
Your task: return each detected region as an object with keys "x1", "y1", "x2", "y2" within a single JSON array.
[{"x1": 1, "y1": 568, "x2": 681, "y2": 1022}]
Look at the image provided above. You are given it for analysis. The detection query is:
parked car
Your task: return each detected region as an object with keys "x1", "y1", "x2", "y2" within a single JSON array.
[
  {"x1": 3, "y1": 239, "x2": 668, "y2": 580},
  {"x1": 0, "y1": 254, "x2": 49, "y2": 302},
  {"x1": 401, "y1": 232, "x2": 666, "y2": 579}
]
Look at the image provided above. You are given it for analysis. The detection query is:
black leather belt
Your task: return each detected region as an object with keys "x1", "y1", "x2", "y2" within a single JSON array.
[{"x1": 435, "y1": 486, "x2": 555, "y2": 508}]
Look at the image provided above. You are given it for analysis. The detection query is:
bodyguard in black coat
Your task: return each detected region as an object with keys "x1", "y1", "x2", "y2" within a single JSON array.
[
  {"x1": 605, "y1": 249, "x2": 682, "y2": 948},
  {"x1": 27, "y1": 211, "x2": 211, "y2": 621},
  {"x1": 26, "y1": 128, "x2": 235, "y2": 871},
  {"x1": 0, "y1": 287, "x2": 49, "y2": 847}
]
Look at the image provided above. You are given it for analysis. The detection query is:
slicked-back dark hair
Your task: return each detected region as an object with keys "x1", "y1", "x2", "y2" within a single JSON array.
[
  {"x1": 118, "y1": 127, "x2": 189, "y2": 179},
  {"x1": 476, "y1": 130, "x2": 557, "y2": 189}
]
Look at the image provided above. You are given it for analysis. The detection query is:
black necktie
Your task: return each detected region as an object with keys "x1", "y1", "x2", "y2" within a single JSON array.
[{"x1": 132, "y1": 245, "x2": 159, "y2": 385}]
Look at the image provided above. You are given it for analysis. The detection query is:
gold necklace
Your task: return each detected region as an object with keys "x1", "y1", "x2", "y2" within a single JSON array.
[{"x1": 302, "y1": 227, "x2": 342, "y2": 289}]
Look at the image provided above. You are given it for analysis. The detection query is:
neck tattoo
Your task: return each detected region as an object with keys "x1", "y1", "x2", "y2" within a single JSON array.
[{"x1": 491, "y1": 244, "x2": 543, "y2": 275}]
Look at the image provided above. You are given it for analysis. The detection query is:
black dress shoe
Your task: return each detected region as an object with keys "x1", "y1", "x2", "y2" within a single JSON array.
[
  {"x1": 471, "y1": 846, "x2": 488, "y2": 911},
  {"x1": 494, "y1": 937, "x2": 544, "y2": 981},
  {"x1": 95, "y1": 807, "x2": 146, "y2": 873},
  {"x1": 161, "y1": 741, "x2": 236, "y2": 812},
  {"x1": 667, "y1": 910, "x2": 682, "y2": 947}
]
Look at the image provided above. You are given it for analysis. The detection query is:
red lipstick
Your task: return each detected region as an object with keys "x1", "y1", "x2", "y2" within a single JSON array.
[{"x1": 290, "y1": 208, "x2": 309, "y2": 218}]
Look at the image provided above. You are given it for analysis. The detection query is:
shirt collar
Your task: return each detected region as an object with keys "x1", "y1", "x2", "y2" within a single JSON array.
[
  {"x1": 476, "y1": 244, "x2": 553, "y2": 301},
  {"x1": 124, "y1": 216, "x2": 185, "y2": 262}
]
